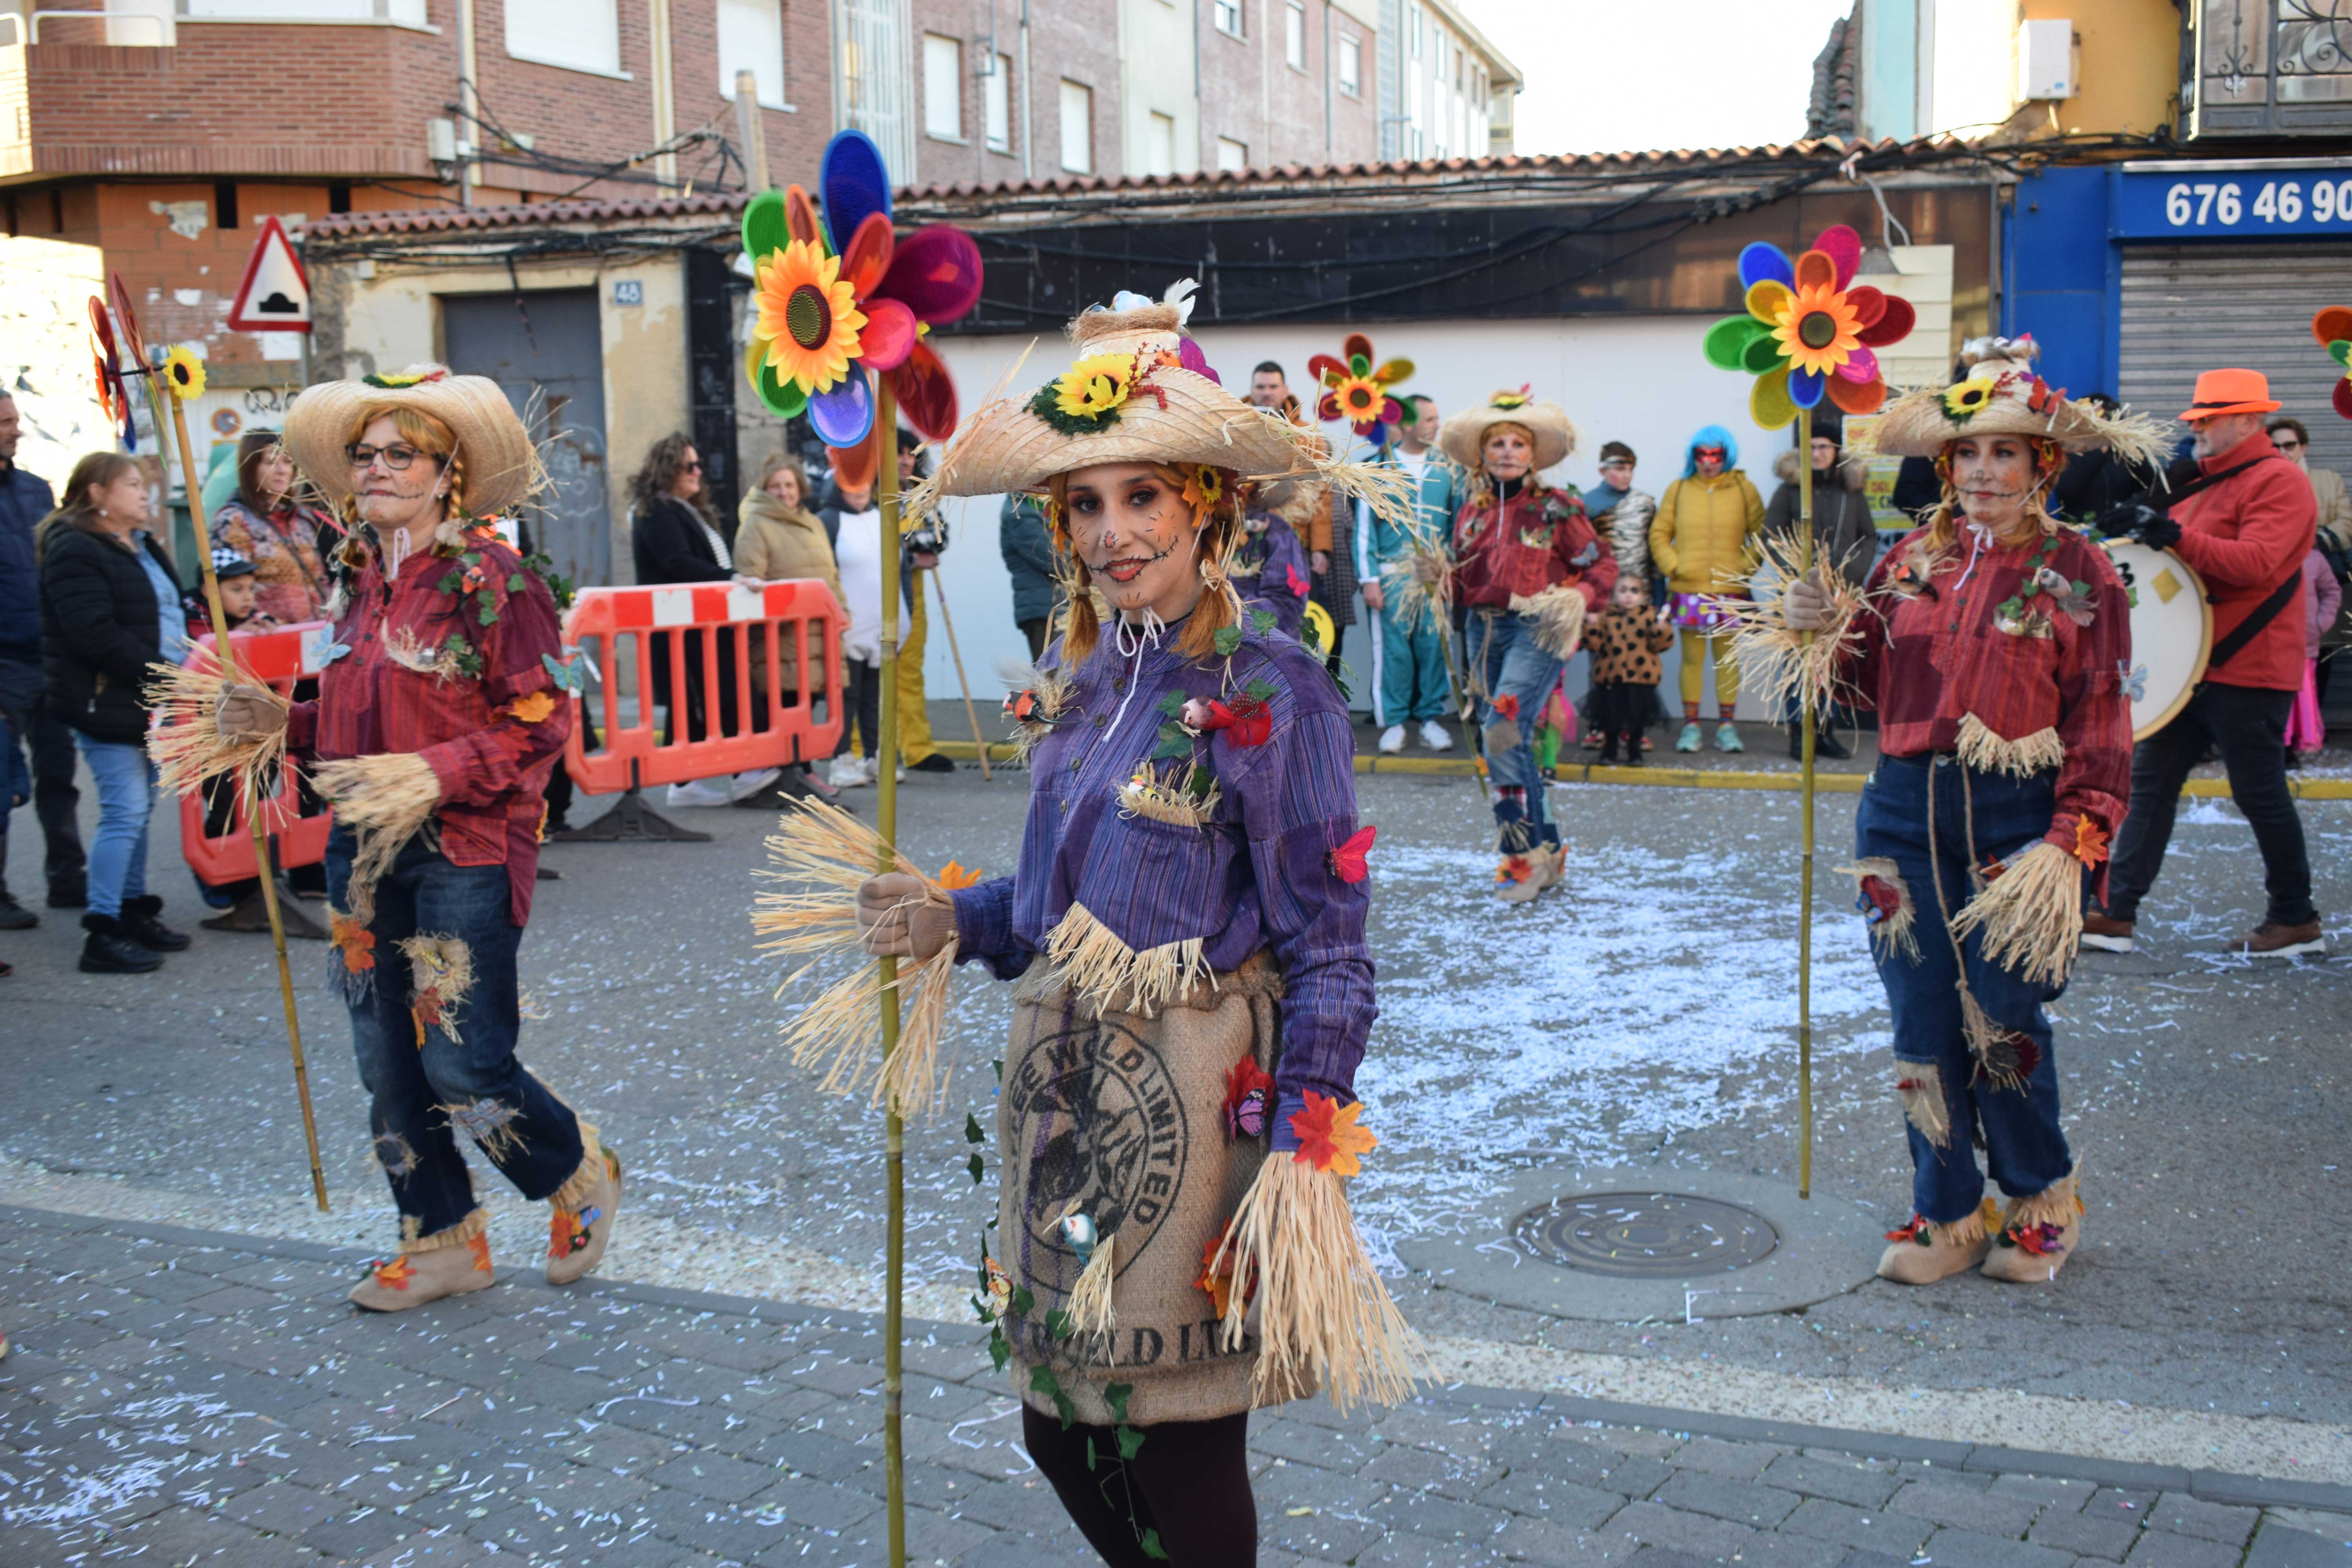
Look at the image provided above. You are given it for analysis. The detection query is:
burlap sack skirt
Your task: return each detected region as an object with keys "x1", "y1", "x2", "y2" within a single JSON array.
[{"x1": 999, "y1": 951, "x2": 1314, "y2": 1427}]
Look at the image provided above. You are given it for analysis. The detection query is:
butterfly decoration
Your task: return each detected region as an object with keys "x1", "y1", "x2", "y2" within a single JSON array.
[
  {"x1": 1222, "y1": 1056, "x2": 1274, "y2": 1141},
  {"x1": 318, "y1": 641, "x2": 353, "y2": 667},
  {"x1": 1854, "y1": 873, "x2": 1904, "y2": 928},
  {"x1": 2118, "y1": 661, "x2": 2148, "y2": 702},
  {"x1": 1285, "y1": 561, "x2": 1310, "y2": 601},
  {"x1": 2031, "y1": 566, "x2": 2097, "y2": 628},
  {"x1": 1328, "y1": 824, "x2": 1377, "y2": 884},
  {"x1": 542, "y1": 649, "x2": 596, "y2": 693}
]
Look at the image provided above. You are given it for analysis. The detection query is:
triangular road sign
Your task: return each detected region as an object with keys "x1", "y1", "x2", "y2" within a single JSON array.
[{"x1": 227, "y1": 215, "x2": 311, "y2": 333}]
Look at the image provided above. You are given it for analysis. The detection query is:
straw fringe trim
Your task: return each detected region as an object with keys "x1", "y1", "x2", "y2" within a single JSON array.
[
  {"x1": 1065, "y1": 1232, "x2": 1118, "y2": 1357},
  {"x1": 750, "y1": 798, "x2": 964, "y2": 1118},
  {"x1": 1507, "y1": 584, "x2": 1588, "y2": 660},
  {"x1": 549, "y1": 1125, "x2": 610, "y2": 1212},
  {"x1": 2005, "y1": 1172, "x2": 2084, "y2": 1232},
  {"x1": 1717, "y1": 533, "x2": 1877, "y2": 713},
  {"x1": 398, "y1": 1205, "x2": 489, "y2": 1256},
  {"x1": 1212, "y1": 1158, "x2": 1426, "y2": 1413},
  {"x1": 310, "y1": 753, "x2": 441, "y2": 929},
  {"x1": 1835, "y1": 858, "x2": 1921, "y2": 964},
  {"x1": 1949, "y1": 839, "x2": 2084, "y2": 989},
  {"x1": 1955, "y1": 714, "x2": 2065, "y2": 779},
  {"x1": 1041, "y1": 903, "x2": 1212, "y2": 1020},
  {"x1": 1923, "y1": 1197, "x2": 2001, "y2": 1250},
  {"x1": 399, "y1": 933, "x2": 476, "y2": 1044},
  {"x1": 1382, "y1": 545, "x2": 1452, "y2": 634},
  {"x1": 1117, "y1": 766, "x2": 1222, "y2": 828},
  {"x1": 144, "y1": 656, "x2": 292, "y2": 808}
]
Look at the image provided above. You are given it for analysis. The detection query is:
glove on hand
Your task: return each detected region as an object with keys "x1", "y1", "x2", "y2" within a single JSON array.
[
  {"x1": 216, "y1": 683, "x2": 288, "y2": 740},
  {"x1": 1781, "y1": 568, "x2": 1831, "y2": 632},
  {"x1": 856, "y1": 873, "x2": 959, "y2": 961},
  {"x1": 2132, "y1": 511, "x2": 2184, "y2": 552}
]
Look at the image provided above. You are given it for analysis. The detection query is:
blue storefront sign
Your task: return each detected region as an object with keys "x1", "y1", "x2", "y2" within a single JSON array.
[{"x1": 2112, "y1": 163, "x2": 2352, "y2": 239}]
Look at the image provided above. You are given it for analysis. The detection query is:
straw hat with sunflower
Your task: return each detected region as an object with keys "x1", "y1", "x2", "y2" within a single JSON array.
[
  {"x1": 1435, "y1": 387, "x2": 1578, "y2": 475},
  {"x1": 1867, "y1": 338, "x2": 2172, "y2": 465},
  {"x1": 282, "y1": 365, "x2": 543, "y2": 521}
]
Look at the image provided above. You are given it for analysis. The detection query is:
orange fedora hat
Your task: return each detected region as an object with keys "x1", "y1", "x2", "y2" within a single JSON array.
[{"x1": 2179, "y1": 368, "x2": 2282, "y2": 419}]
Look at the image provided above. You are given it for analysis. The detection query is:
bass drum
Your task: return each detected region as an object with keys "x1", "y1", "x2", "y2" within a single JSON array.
[{"x1": 2100, "y1": 540, "x2": 2212, "y2": 740}]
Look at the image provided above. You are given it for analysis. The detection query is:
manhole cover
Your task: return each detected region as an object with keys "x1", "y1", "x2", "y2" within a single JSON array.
[{"x1": 1513, "y1": 1191, "x2": 1780, "y2": 1278}]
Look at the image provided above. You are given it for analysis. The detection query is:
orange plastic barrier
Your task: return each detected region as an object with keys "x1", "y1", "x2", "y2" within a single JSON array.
[
  {"x1": 177, "y1": 621, "x2": 338, "y2": 885},
  {"x1": 561, "y1": 579, "x2": 846, "y2": 799}
]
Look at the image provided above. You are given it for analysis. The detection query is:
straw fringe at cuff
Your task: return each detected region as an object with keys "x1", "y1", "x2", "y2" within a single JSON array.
[
  {"x1": 145, "y1": 657, "x2": 291, "y2": 804},
  {"x1": 1066, "y1": 1234, "x2": 1118, "y2": 1357},
  {"x1": 1717, "y1": 535, "x2": 1875, "y2": 713},
  {"x1": 1214, "y1": 1158, "x2": 1425, "y2": 1414},
  {"x1": 2005, "y1": 1171, "x2": 2083, "y2": 1232},
  {"x1": 311, "y1": 752, "x2": 442, "y2": 927},
  {"x1": 750, "y1": 798, "x2": 964, "y2": 1117},
  {"x1": 1949, "y1": 840, "x2": 2083, "y2": 989},
  {"x1": 1507, "y1": 584, "x2": 1589, "y2": 661},
  {"x1": 549, "y1": 1123, "x2": 609, "y2": 1212},
  {"x1": 1835, "y1": 858, "x2": 1921, "y2": 963},
  {"x1": 1924, "y1": 1197, "x2": 2001, "y2": 1250},
  {"x1": 399, "y1": 1205, "x2": 489, "y2": 1256},
  {"x1": 1042, "y1": 902, "x2": 1212, "y2": 1019},
  {"x1": 1954, "y1": 714, "x2": 2065, "y2": 780},
  {"x1": 1381, "y1": 547, "x2": 1452, "y2": 635}
]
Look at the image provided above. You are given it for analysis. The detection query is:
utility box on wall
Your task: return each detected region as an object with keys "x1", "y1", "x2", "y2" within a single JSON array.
[{"x1": 2018, "y1": 18, "x2": 2075, "y2": 102}]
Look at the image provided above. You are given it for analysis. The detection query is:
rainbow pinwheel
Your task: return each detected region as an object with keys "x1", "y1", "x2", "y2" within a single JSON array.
[
  {"x1": 1309, "y1": 332, "x2": 1415, "y2": 445},
  {"x1": 740, "y1": 129, "x2": 984, "y2": 448},
  {"x1": 1702, "y1": 224, "x2": 1916, "y2": 430},
  {"x1": 2314, "y1": 306, "x2": 2352, "y2": 421}
]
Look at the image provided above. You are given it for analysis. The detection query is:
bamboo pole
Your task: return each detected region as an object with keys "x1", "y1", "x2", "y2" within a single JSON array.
[
  {"x1": 927, "y1": 568, "x2": 992, "y2": 782},
  {"x1": 872, "y1": 383, "x2": 908, "y2": 1568},
  {"x1": 1794, "y1": 406, "x2": 1816, "y2": 1203},
  {"x1": 164, "y1": 390, "x2": 330, "y2": 1213}
]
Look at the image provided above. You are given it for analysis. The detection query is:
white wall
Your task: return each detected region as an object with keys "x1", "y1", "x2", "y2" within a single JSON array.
[{"x1": 922, "y1": 313, "x2": 1809, "y2": 716}]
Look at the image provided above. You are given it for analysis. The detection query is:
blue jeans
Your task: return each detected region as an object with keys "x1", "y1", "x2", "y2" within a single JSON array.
[
  {"x1": 326, "y1": 827, "x2": 585, "y2": 1240},
  {"x1": 74, "y1": 734, "x2": 153, "y2": 918},
  {"x1": 1856, "y1": 755, "x2": 2074, "y2": 1225},
  {"x1": 1470, "y1": 609, "x2": 1564, "y2": 849}
]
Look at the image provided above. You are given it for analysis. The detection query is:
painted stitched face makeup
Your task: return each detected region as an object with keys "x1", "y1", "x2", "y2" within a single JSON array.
[
  {"x1": 1948, "y1": 434, "x2": 2035, "y2": 532},
  {"x1": 1065, "y1": 461, "x2": 1203, "y2": 624}
]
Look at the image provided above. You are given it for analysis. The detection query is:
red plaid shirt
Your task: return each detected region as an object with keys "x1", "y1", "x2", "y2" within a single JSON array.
[
  {"x1": 1452, "y1": 483, "x2": 1617, "y2": 612},
  {"x1": 1842, "y1": 524, "x2": 2133, "y2": 885},
  {"x1": 287, "y1": 524, "x2": 570, "y2": 924}
]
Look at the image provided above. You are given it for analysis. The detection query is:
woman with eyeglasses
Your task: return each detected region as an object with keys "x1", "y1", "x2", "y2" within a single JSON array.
[{"x1": 203, "y1": 367, "x2": 621, "y2": 1312}]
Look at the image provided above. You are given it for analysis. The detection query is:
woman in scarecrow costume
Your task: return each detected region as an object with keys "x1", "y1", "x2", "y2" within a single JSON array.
[
  {"x1": 1437, "y1": 389, "x2": 1616, "y2": 902},
  {"x1": 858, "y1": 287, "x2": 1420, "y2": 1564},
  {"x1": 1228, "y1": 471, "x2": 1318, "y2": 640},
  {"x1": 1779, "y1": 339, "x2": 2166, "y2": 1285},
  {"x1": 204, "y1": 368, "x2": 621, "y2": 1310}
]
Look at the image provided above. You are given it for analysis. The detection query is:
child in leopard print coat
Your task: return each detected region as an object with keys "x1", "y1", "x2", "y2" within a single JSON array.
[{"x1": 1587, "y1": 574, "x2": 1676, "y2": 764}]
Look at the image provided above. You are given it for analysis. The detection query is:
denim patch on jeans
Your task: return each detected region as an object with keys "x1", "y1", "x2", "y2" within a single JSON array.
[
  {"x1": 1472, "y1": 610, "x2": 1565, "y2": 848},
  {"x1": 1856, "y1": 755, "x2": 2074, "y2": 1225},
  {"x1": 326, "y1": 826, "x2": 584, "y2": 1240},
  {"x1": 74, "y1": 734, "x2": 153, "y2": 918}
]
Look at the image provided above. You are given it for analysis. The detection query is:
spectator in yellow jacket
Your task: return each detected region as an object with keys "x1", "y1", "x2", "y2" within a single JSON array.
[{"x1": 1649, "y1": 423, "x2": 1764, "y2": 753}]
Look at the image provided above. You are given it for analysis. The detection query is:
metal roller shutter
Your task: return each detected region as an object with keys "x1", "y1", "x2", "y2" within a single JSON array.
[{"x1": 2118, "y1": 243, "x2": 2352, "y2": 478}]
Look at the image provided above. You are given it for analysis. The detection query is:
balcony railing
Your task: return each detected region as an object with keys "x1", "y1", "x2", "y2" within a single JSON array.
[{"x1": 2190, "y1": 0, "x2": 2352, "y2": 138}]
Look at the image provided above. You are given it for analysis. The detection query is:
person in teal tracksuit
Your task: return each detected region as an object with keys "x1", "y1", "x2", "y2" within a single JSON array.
[{"x1": 1357, "y1": 393, "x2": 1466, "y2": 754}]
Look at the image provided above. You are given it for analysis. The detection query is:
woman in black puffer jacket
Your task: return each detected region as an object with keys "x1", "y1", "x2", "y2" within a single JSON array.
[{"x1": 38, "y1": 452, "x2": 194, "y2": 973}]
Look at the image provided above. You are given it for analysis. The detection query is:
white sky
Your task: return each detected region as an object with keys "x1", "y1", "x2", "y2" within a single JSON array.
[{"x1": 1454, "y1": 0, "x2": 1857, "y2": 157}]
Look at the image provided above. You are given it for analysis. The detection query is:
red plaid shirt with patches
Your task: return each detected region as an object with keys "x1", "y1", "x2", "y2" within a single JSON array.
[
  {"x1": 287, "y1": 526, "x2": 570, "y2": 924},
  {"x1": 1840, "y1": 523, "x2": 2133, "y2": 889},
  {"x1": 1452, "y1": 483, "x2": 1618, "y2": 612}
]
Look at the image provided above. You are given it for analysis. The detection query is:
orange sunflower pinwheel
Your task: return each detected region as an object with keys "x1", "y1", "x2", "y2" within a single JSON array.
[
  {"x1": 1308, "y1": 333, "x2": 1416, "y2": 446},
  {"x1": 1702, "y1": 224, "x2": 1916, "y2": 430}
]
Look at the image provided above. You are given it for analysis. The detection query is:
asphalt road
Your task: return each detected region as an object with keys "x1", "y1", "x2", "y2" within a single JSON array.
[{"x1": 4, "y1": 758, "x2": 2347, "y2": 1433}]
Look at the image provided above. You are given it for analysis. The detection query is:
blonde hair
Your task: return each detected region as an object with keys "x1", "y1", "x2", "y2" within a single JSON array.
[
  {"x1": 33, "y1": 450, "x2": 143, "y2": 564},
  {"x1": 755, "y1": 451, "x2": 809, "y2": 509},
  {"x1": 339, "y1": 405, "x2": 463, "y2": 522},
  {"x1": 1047, "y1": 461, "x2": 1241, "y2": 665}
]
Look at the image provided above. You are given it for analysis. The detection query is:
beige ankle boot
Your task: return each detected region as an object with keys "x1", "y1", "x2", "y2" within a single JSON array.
[
  {"x1": 1877, "y1": 1198, "x2": 1998, "y2": 1285},
  {"x1": 350, "y1": 1217, "x2": 495, "y2": 1311},
  {"x1": 1497, "y1": 843, "x2": 1564, "y2": 904},
  {"x1": 546, "y1": 1139, "x2": 622, "y2": 1287},
  {"x1": 1981, "y1": 1175, "x2": 2083, "y2": 1283}
]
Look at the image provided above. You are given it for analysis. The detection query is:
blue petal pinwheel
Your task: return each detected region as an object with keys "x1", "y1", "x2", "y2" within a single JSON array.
[{"x1": 1701, "y1": 224, "x2": 1916, "y2": 430}]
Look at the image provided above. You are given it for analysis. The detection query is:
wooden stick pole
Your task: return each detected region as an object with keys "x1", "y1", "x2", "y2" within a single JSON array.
[
  {"x1": 167, "y1": 392, "x2": 330, "y2": 1213},
  {"x1": 927, "y1": 568, "x2": 992, "y2": 781},
  {"x1": 872, "y1": 383, "x2": 907, "y2": 1568},
  {"x1": 1795, "y1": 405, "x2": 1817, "y2": 1203}
]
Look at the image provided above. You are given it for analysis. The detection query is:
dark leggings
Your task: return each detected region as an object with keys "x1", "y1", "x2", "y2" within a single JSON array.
[{"x1": 1023, "y1": 1405, "x2": 1255, "y2": 1566}]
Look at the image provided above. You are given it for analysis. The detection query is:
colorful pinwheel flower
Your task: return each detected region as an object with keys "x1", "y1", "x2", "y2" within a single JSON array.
[
  {"x1": 1309, "y1": 332, "x2": 1416, "y2": 444},
  {"x1": 1702, "y1": 224, "x2": 1916, "y2": 429},
  {"x1": 740, "y1": 129, "x2": 985, "y2": 448},
  {"x1": 2314, "y1": 306, "x2": 2352, "y2": 421}
]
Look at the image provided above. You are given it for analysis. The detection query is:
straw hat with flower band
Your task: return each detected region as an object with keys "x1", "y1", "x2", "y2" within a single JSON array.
[
  {"x1": 1436, "y1": 386, "x2": 1579, "y2": 476},
  {"x1": 281, "y1": 365, "x2": 545, "y2": 528},
  {"x1": 897, "y1": 281, "x2": 1425, "y2": 1441}
]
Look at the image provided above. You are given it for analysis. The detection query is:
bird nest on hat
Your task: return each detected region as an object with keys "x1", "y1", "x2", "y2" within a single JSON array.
[
  {"x1": 1435, "y1": 387, "x2": 1577, "y2": 474},
  {"x1": 1864, "y1": 338, "x2": 2173, "y2": 467},
  {"x1": 282, "y1": 364, "x2": 546, "y2": 526}
]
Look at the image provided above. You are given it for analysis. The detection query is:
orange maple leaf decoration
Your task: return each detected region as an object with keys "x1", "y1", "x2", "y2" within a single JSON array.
[
  {"x1": 1196, "y1": 1221, "x2": 1256, "y2": 1316},
  {"x1": 467, "y1": 1233, "x2": 493, "y2": 1272},
  {"x1": 506, "y1": 690, "x2": 558, "y2": 724},
  {"x1": 330, "y1": 915, "x2": 376, "y2": 973},
  {"x1": 1287, "y1": 1091, "x2": 1378, "y2": 1176},
  {"x1": 2070, "y1": 815, "x2": 2110, "y2": 867},
  {"x1": 370, "y1": 1256, "x2": 416, "y2": 1290},
  {"x1": 935, "y1": 859, "x2": 986, "y2": 889}
]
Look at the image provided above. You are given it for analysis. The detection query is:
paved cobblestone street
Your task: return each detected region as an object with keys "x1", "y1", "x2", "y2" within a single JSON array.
[{"x1": 3, "y1": 1207, "x2": 2345, "y2": 1568}]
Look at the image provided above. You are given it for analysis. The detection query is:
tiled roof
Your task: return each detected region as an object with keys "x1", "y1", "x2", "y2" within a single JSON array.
[
  {"x1": 306, "y1": 192, "x2": 746, "y2": 238},
  {"x1": 1807, "y1": 7, "x2": 1861, "y2": 141}
]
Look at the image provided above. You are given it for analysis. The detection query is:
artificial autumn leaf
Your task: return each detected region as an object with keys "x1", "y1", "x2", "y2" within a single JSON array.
[
  {"x1": 2071, "y1": 815, "x2": 2110, "y2": 867},
  {"x1": 1492, "y1": 693, "x2": 1520, "y2": 721},
  {"x1": 506, "y1": 690, "x2": 558, "y2": 724},
  {"x1": 330, "y1": 915, "x2": 376, "y2": 973},
  {"x1": 1287, "y1": 1091, "x2": 1378, "y2": 1176},
  {"x1": 936, "y1": 859, "x2": 986, "y2": 889}
]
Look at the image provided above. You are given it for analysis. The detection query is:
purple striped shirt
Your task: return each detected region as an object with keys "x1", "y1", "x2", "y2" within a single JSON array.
[{"x1": 950, "y1": 612, "x2": 1376, "y2": 1132}]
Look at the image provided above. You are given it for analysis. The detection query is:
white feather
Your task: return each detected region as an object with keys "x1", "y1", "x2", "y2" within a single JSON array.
[{"x1": 1163, "y1": 277, "x2": 1199, "y2": 325}]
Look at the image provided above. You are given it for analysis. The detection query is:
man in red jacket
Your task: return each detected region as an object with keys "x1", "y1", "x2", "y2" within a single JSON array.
[{"x1": 2087, "y1": 370, "x2": 2324, "y2": 957}]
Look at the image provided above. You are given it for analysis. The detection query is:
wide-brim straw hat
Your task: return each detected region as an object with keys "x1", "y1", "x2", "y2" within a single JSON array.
[
  {"x1": 1867, "y1": 338, "x2": 2174, "y2": 465},
  {"x1": 283, "y1": 365, "x2": 540, "y2": 518},
  {"x1": 1437, "y1": 390, "x2": 1577, "y2": 472}
]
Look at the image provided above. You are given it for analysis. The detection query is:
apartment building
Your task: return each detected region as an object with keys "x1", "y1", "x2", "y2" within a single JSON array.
[{"x1": 1374, "y1": 0, "x2": 1517, "y2": 162}]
